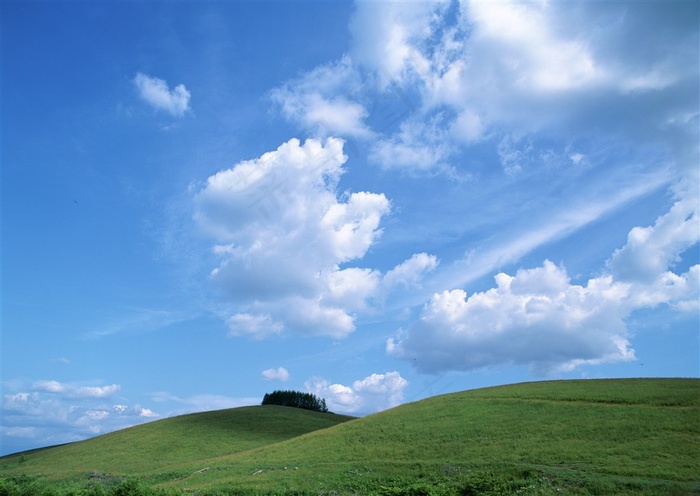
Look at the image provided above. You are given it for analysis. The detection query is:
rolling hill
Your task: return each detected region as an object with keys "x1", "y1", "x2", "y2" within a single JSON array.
[
  {"x1": 1, "y1": 378, "x2": 698, "y2": 495},
  {"x1": 0, "y1": 405, "x2": 354, "y2": 479}
]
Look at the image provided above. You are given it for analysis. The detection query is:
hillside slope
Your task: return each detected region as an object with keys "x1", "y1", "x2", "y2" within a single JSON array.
[
  {"x1": 0, "y1": 405, "x2": 354, "y2": 479},
  {"x1": 170, "y1": 378, "x2": 700, "y2": 494},
  {"x1": 1, "y1": 378, "x2": 698, "y2": 495}
]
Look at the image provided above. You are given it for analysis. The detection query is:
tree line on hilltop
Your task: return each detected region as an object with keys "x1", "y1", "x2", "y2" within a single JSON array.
[{"x1": 261, "y1": 390, "x2": 329, "y2": 413}]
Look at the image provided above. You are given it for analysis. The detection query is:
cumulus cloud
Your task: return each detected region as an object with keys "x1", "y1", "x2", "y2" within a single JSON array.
[
  {"x1": 197, "y1": 0, "x2": 697, "y2": 372},
  {"x1": 305, "y1": 371, "x2": 408, "y2": 414},
  {"x1": 261, "y1": 367, "x2": 290, "y2": 381},
  {"x1": 389, "y1": 228, "x2": 698, "y2": 375},
  {"x1": 194, "y1": 137, "x2": 400, "y2": 338},
  {"x1": 388, "y1": 261, "x2": 635, "y2": 375},
  {"x1": 133, "y1": 73, "x2": 191, "y2": 117},
  {"x1": 388, "y1": 138, "x2": 698, "y2": 375}
]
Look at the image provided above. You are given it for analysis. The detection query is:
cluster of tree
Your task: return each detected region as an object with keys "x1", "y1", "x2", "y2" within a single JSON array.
[{"x1": 261, "y1": 390, "x2": 329, "y2": 413}]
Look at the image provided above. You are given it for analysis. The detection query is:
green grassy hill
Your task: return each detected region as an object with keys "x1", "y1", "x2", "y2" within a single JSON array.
[
  {"x1": 1, "y1": 378, "x2": 698, "y2": 495},
  {"x1": 0, "y1": 405, "x2": 354, "y2": 481}
]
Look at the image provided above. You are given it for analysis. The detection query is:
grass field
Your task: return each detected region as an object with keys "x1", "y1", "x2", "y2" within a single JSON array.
[{"x1": 1, "y1": 378, "x2": 698, "y2": 495}]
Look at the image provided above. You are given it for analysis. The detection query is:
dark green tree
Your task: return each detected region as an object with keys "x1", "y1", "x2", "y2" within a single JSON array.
[{"x1": 261, "y1": 390, "x2": 329, "y2": 412}]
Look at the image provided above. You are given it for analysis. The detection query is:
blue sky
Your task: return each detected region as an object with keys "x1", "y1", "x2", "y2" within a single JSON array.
[{"x1": 2, "y1": 0, "x2": 698, "y2": 455}]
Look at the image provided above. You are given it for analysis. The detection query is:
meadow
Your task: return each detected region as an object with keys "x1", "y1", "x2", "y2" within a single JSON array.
[{"x1": 1, "y1": 378, "x2": 698, "y2": 495}]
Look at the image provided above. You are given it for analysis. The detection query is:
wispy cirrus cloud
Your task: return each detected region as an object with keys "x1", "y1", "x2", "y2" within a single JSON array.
[{"x1": 83, "y1": 307, "x2": 196, "y2": 340}]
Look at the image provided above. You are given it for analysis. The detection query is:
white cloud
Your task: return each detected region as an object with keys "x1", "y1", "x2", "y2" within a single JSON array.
[
  {"x1": 305, "y1": 371, "x2": 408, "y2": 414},
  {"x1": 569, "y1": 153, "x2": 585, "y2": 165},
  {"x1": 278, "y1": 296, "x2": 357, "y2": 340},
  {"x1": 620, "y1": 70, "x2": 677, "y2": 94},
  {"x1": 450, "y1": 109, "x2": 486, "y2": 144},
  {"x1": 194, "y1": 137, "x2": 391, "y2": 338},
  {"x1": 2, "y1": 427, "x2": 36, "y2": 439},
  {"x1": 261, "y1": 367, "x2": 290, "y2": 382},
  {"x1": 227, "y1": 313, "x2": 284, "y2": 339},
  {"x1": 349, "y1": 1, "x2": 448, "y2": 87},
  {"x1": 1, "y1": 383, "x2": 159, "y2": 452},
  {"x1": 608, "y1": 195, "x2": 699, "y2": 283},
  {"x1": 369, "y1": 119, "x2": 453, "y2": 173},
  {"x1": 270, "y1": 57, "x2": 371, "y2": 138},
  {"x1": 344, "y1": 0, "x2": 698, "y2": 174},
  {"x1": 305, "y1": 96, "x2": 368, "y2": 137},
  {"x1": 193, "y1": 1, "x2": 698, "y2": 374},
  {"x1": 384, "y1": 253, "x2": 439, "y2": 290},
  {"x1": 432, "y1": 172, "x2": 673, "y2": 295},
  {"x1": 324, "y1": 267, "x2": 382, "y2": 311},
  {"x1": 76, "y1": 385, "x2": 122, "y2": 399},
  {"x1": 133, "y1": 73, "x2": 191, "y2": 117},
  {"x1": 32, "y1": 380, "x2": 121, "y2": 399},
  {"x1": 139, "y1": 408, "x2": 159, "y2": 418},
  {"x1": 389, "y1": 210, "x2": 699, "y2": 375},
  {"x1": 388, "y1": 261, "x2": 636, "y2": 375},
  {"x1": 82, "y1": 410, "x2": 110, "y2": 421},
  {"x1": 464, "y1": 1, "x2": 603, "y2": 93},
  {"x1": 398, "y1": 116, "x2": 698, "y2": 376}
]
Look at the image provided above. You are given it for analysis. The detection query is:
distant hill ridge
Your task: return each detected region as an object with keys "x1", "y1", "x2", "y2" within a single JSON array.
[{"x1": 1, "y1": 378, "x2": 698, "y2": 495}]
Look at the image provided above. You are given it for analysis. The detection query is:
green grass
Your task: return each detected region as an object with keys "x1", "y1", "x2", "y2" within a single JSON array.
[
  {"x1": 1, "y1": 378, "x2": 698, "y2": 495},
  {"x1": 0, "y1": 405, "x2": 354, "y2": 481}
]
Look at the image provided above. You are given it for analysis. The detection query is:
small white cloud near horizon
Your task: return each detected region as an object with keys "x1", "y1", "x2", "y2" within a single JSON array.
[
  {"x1": 305, "y1": 371, "x2": 408, "y2": 415},
  {"x1": 138, "y1": 407, "x2": 159, "y2": 418},
  {"x1": 133, "y1": 73, "x2": 191, "y2": 117},
  {"x1": 1, "y1": 383, "x2": 160, "y2": 451},
  {"x1": 261, "y1": 367, "x2": 290, "y2": 381}
]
